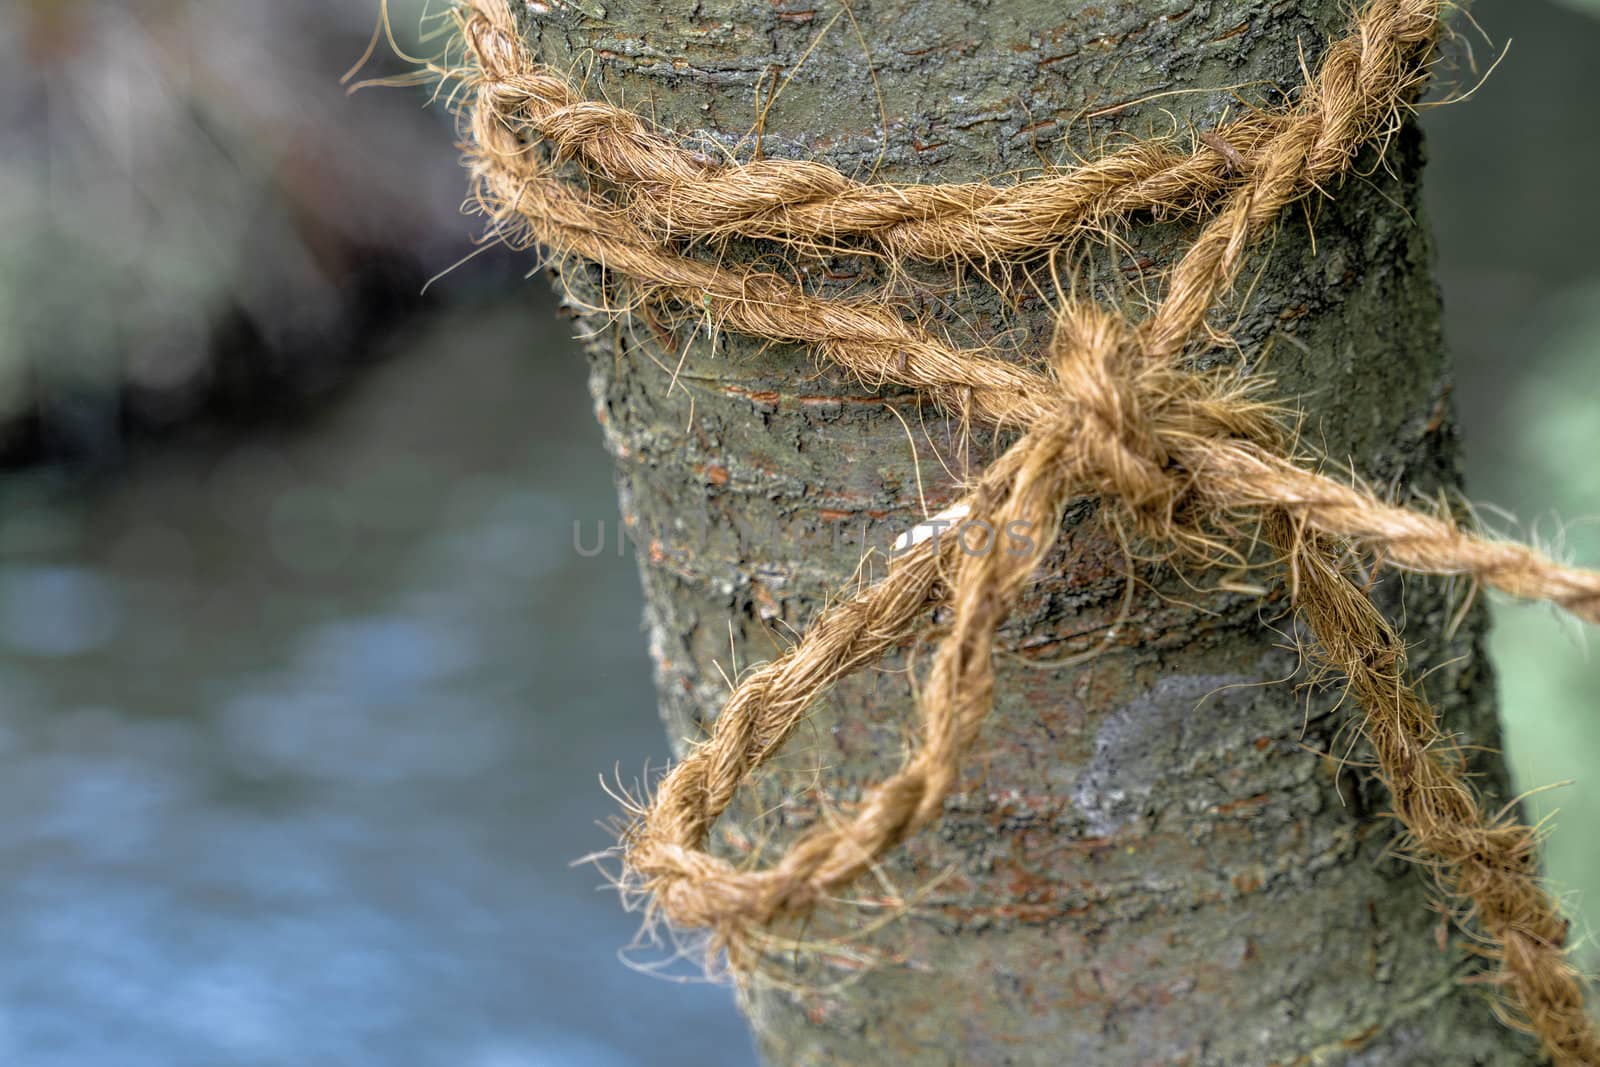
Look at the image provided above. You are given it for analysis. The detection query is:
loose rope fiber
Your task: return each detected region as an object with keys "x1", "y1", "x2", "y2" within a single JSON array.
[{"x1": 439, "y1": 0, "x2": 1600, "y2": 1060}]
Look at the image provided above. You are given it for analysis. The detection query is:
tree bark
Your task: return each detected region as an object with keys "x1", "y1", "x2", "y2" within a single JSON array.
[{"x1": 515, "y1": 1, "x2": 1538, "y2": 1062}]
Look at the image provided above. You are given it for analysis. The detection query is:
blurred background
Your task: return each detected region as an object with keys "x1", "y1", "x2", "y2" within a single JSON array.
[{"x1": 0, "y1": 0, "x2": 1594, "y2": 1063}]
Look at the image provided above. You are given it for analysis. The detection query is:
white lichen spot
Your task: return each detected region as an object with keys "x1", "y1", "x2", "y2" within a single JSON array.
[{"x1": 1072, "y1": 673, "x2": 1250, "y2": 836}]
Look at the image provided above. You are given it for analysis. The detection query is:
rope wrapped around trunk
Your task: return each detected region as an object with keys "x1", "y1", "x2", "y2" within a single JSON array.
[{"x1": 432, "y1": 2, "x2": 1600, "y2": 1060}]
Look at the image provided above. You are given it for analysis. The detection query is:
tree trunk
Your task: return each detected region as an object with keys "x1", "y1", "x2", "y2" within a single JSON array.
[{"x1": 516, "y1": 1, "x2": 1538, "y2": 1062}]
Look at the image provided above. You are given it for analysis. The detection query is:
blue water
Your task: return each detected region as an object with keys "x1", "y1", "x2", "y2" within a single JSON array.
[{"x1": 0, "y1": 302, "x2": 757, "y2": 1066}]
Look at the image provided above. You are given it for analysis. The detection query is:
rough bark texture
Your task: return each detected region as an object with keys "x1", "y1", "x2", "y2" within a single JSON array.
[{"x1": 518, "y1": 1, "x2": 1539, "y2": 1063}]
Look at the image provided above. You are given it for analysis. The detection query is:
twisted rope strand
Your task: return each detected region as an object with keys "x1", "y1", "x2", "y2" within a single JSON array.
[
  {"x1": 468, "y1": 148, "x2": 1050, "y2": 428},
  {"x1": 463, "y1": 0, "x2": 1281, "y2": 262},
  {"x1": 1280, "y1": 517, "x2": 1600, "y2": 1066},
  {"x1": 445, "y1": 0, "x2": 1600, "y2": 1060},
  {"x1": 468, "y1": 140, "x2": 1600, "y2": 623},
  {"x1": 462, "y1": 0, "x2": 1436, "y2": 267}
]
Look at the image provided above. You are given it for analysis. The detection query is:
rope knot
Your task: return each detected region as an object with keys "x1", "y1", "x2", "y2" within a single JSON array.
[{"x1": 1052, "y1": 303, "x2": 1182, "y2": 524}]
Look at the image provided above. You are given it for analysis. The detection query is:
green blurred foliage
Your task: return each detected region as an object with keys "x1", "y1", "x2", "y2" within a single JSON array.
[
  {"x1": 1551, "y1": 0, "x2": 1600, "y2": 20},
  {"x1": 1426, "y1": 0, "x2": 1600, "y2": 971},
  {"x1": 1479, "y1": 284, "x2": 1600, "y2": 960}
]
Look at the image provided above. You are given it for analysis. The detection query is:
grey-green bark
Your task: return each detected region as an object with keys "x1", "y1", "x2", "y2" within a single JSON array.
[{"x1": 515, "y1": 1, "x2": 1538, "y2": 1063}]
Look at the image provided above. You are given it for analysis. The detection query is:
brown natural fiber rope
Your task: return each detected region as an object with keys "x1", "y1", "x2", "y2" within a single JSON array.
[
  {"x1": 442, "y1": 0, "x2": 1600, "y2": 1060},
  {"x1": 459, "y1": 7, "x2": 1391, "y2": 266},
  {"x1": 1280, "y1": 515, "x2": 1597, "y2": 1060}
]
